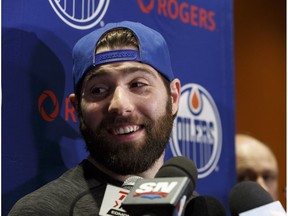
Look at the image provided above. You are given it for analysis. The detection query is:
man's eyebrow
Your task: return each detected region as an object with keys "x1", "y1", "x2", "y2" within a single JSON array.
[
  {"x1": 86, "y1": 65, "x2": 158, "y2": 81},
  {"x1": 85, "y1": 69, "x2": 109, "y2": 81},
  {"x1": 124, "y1": 66, "x2": 158, "y2": 79}
]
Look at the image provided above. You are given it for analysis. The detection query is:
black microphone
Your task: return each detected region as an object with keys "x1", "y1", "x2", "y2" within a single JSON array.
[
  {"x1": 184, "y1": 195, "x2": 226, "y2": 216},
  {"x1": 155, "y1": 155, "x2": 199, "y2": 201},
  {"x1": 122, "y1": 156, "x2": 198, "y2": 216},
  {"x1": 228, "y1": 181, "x2": 273, "y2": 216},
  {"x1": 155, "y1": 155, "x2": 198, "y2": 193}
]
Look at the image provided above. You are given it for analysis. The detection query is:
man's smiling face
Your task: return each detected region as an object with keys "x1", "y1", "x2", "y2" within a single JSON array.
[{"x1": 75, "y1": 46, "x2": 177, "y2": 175}]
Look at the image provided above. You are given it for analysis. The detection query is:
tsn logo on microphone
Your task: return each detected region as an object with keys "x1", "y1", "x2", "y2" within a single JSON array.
[
  {"x1": 127, "y1": 177, "x2": 190, "y2": 201},
  {"x1": 133, "y1": 181, "x2": 178, "y2": 199}
]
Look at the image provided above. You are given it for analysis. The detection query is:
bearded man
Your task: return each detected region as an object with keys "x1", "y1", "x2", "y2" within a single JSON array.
[{"x1": 9, "y1": 21, "x2": 181, "y2": 215}]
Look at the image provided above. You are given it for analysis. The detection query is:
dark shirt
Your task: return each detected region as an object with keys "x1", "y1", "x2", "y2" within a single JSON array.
[{"x1": 9, "y1": 160, "x2": 123, "y2": 216}]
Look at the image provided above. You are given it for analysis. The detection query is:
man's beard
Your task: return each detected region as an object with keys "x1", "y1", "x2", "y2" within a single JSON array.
[{"x1": 79, "y1": 101, "x2": 174, "y2": 175}]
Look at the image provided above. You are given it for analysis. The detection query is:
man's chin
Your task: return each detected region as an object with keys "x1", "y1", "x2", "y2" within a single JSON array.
[{"x1": 90, "y1": 146, "x2": 157, "y2": 174}]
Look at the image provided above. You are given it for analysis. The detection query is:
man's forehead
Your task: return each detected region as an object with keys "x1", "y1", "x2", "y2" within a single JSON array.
[
  {"x1": 238, "y1": 152, "x2": 277, "y2": 171},
  {"x1": 86, "y1": 61, "x2": 159, "y2": 80}
]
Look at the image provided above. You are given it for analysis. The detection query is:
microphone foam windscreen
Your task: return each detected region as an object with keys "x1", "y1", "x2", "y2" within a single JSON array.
[
  {"x1": 229, "y1": 181, "x2": 273, "y2": 216},
  {"x1": 122, "y1": 176, "x2": 143, "y2": 191},
  {"x1": 184, "y1": 196, "x2": 227, "y2": 216},
  {"x1": 155, "y1": 156, "x2": 198, "y2": 189}
]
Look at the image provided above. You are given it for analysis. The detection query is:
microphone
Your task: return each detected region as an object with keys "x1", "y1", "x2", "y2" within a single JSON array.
[
  {"x1": 184, "y1": 195, "x2": 227, "y2": 216},
  {"x1": 99, "y1": 176, "x2": 142, "y2": 216},
  {"x1": 155, "y1": 155, "x2": 198, "y2": 191},
  {"x1": 122, "y1": 156, "x2": 198, "y2": 216},
  {"x1": 229, "y1": 181, "x2": 286, "y2": 216},
  {"x1": 122, "y1": 176, "x2": 144, "y2": 190}
]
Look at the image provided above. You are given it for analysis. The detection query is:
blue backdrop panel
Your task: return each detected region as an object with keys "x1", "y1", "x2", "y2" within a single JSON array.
[{"x1": 2, "y1": 0, "x2": 235, "y2": 215}]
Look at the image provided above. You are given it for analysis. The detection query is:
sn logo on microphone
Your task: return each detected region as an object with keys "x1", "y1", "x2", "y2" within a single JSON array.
[{"x1": 133, "y1": 181, "x2": 178, "y2": 199}]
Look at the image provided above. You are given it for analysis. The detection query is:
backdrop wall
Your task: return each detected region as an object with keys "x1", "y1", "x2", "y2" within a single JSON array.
[{"x1": 2, "y1": 0, "x2": 235, "y2": 214}]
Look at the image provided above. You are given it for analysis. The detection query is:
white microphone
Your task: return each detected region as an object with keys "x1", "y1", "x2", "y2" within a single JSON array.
[
  {"x1": 229, "y1": 181, "x2": 286, "y2": 216},
  {"x1": 99, "y1": 176, "x2": 142, "y2": 216},
  {"x1": 239, "y1": 201, "x2": 286, "y2": 216}
]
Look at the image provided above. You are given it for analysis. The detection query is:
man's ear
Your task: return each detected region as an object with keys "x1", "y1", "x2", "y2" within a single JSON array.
[
  {"x1": 170, "y1": 78, "x2": 181, "y2": 115},
  {"x1": 69, "y1": 93, "x2": 79, "y2": 113}
]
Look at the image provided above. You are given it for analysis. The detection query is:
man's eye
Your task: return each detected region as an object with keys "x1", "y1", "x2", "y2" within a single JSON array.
[
  {"x1": 130, "y1": 82, "x2": 146, "y2": 88},
  {"x1": 91, "y1": 87, "x2": 107, "y2": 95},
  {"x1": 237, "y1": 171, "x2": 257, "y2": 182},
  {"x1": 263, "y1": 174, "x2": 275, "y2": 183}
]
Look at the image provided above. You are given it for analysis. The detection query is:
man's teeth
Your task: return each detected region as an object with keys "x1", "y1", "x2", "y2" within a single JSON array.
[{"x1": 113, "y1": 126, "x2": 140, "y2": 135}]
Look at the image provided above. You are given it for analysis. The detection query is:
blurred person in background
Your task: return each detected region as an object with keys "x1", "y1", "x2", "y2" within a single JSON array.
[{"x1": 235, "y1": 134, "x2": 278, "y2": 200}]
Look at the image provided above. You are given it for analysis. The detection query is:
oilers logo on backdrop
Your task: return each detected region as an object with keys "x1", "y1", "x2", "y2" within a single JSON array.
[
  {"x1": 48, "y1": 0, "x2": 110, "y2": 30},
  {"x1": 170, "y1": 83, "x2": 222, "y2": 178}
]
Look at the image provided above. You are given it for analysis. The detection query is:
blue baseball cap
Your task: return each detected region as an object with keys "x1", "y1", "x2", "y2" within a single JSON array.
[{"x1": 72, "y1": 21, "x2": 174, "y2": 89}]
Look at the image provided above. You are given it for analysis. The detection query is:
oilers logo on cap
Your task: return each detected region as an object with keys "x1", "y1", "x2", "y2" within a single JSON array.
[
  {"x1": 170, "y1": 83, "x2": 222, "y2": 179},
  {"x1": 48, "y1": 0, "x2": 110, "y2": 30}
]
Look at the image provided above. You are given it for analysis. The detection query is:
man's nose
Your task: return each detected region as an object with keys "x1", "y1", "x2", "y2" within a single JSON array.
[
  {"x1": 108, "y1": 86, "x2": 134, "y2": 115},
  {"x1": 256, "y1": 176, "x2": 269, "y2": 192}
]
